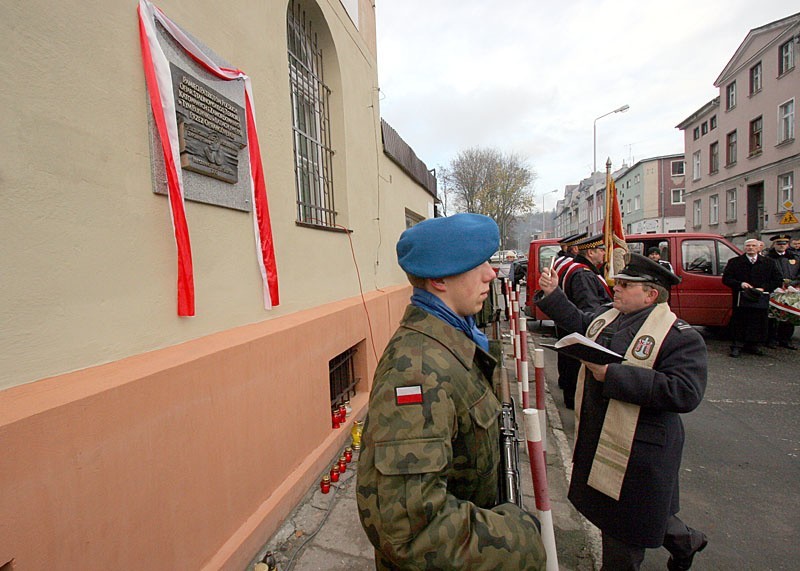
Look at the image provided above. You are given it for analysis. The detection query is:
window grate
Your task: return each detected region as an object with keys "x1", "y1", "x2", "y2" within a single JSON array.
[
  {"x1": 287, "y1": 0, "x2": 336, "y2": 228},
  {"x1": 329, "y1": 347, "x2": 358, "y2": 409}
]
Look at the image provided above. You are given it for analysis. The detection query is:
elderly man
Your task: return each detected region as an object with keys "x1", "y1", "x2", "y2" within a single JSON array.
[
  {"x1": 357, "y1": 213, "x2": 546, "y2": 570},
  {"x1": 722, "y1": 238, "x2": 783, "y2": 357},
  {"x1": 536, "y1": 253, "x2": 708, "y2": 570}
]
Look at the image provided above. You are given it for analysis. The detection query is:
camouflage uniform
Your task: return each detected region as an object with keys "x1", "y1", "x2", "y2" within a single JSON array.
[{"x1": 357, "y1": 305, "x2": 546, "y2": 570}]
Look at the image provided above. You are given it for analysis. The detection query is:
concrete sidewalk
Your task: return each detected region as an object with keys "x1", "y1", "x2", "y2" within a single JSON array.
[{"x1": 250, "y1": 324, "x2": 600, "y2": 570}]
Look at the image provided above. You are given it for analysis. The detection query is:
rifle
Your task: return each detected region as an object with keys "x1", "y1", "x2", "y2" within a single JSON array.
[{"x1": 498, "y1": 363, "x2": 523, "y2": 508}]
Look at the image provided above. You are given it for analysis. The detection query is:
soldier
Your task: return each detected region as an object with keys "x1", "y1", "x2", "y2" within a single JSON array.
[
  {"x1": 766, "y1": 233, "x2": 800, "y2": 349},
  {"x1": 536, "y1": 253, "x2": 708, "y2": 570},
  {"x1": 555, "y1": 232, "x2": 580, "y2": 260},
  {"x1": 356, "y1": 213, "x2": 546, "y2": 570},
  {"x1": 555, "y1": 233, "x2": 612, "y2": 409},
  {"x1": 722, "y1": 238, "x2": 783, "y2": 357}
]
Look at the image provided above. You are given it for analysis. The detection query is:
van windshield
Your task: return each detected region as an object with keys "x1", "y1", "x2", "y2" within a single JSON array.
[{"x1": 539, "y1": 245, "x2": 561, "y2": 270}]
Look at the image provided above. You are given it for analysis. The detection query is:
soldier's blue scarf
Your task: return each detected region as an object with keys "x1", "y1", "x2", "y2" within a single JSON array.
[{"x1": 411, "y1": 288, "x2": 489, "y2": 352}]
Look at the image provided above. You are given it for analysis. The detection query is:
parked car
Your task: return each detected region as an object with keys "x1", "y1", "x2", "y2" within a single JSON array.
[{"x1": 524, "y1": 233, "x2": 742, "y2": 327}]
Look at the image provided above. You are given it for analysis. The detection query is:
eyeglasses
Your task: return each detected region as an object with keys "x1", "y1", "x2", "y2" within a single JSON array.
[{"x1": 615, "y1": 280, "x2": 650, "y2": 289}]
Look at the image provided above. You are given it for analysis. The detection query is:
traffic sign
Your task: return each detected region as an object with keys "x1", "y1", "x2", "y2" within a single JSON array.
[{"x1": 779, "y1": 210, "x2": 798, "y2": 225}]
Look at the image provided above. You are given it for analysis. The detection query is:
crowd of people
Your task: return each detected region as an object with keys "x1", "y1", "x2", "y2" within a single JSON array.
[{"x1": 354, "y1": 212, "x2": 797, "y2": 570}]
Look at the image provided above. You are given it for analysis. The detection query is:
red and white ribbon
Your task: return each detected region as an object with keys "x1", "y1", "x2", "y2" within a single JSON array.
[{"x1": 137, "y1": 0, "x2": 279, "y2": 315}]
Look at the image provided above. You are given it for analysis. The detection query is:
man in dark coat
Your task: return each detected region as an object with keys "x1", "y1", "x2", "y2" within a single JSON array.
[
  {"x1": 555, "y1": 233, "x2": 612, "y2": 409},
  {"x1": 766, "y1": 233, "x2": 800, "y2": 349},
  {"x1": 722, "y1": 238, "x2": 783, "y2": 357},
  {"x1": 536, "y1": 253, "x2": 708, "y2": 570},
  {"x1": 552, "y1": 232, "x2": 585, "y2": 408}
]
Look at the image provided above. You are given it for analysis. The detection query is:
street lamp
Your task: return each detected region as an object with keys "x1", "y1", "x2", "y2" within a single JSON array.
[
  {"x1": 593, "y1": 104, "x2": 629, "y2": 173},
  {"x1": 541, "y1": 189, "x2": 559, "y2": 238}
]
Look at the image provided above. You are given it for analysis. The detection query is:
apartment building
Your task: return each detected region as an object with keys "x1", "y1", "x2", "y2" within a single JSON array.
[
  {"x1": 1, "y1": 1, "x2": 436, "y2": 569},
  {"x1": 677, "y1": 12, "x2": 800, "y2": 246},
  {"x1": 616, "y1": 154, "x2": 687, "y2": 234}
]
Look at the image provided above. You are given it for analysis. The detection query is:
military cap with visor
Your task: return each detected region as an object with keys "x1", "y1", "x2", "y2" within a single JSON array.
[
  {"x1": 396, "y1": 213, "x2": 499, "y2": 279},
  {"x1": 614, "y1": 252, "x2": 681, "y2": 289},
  {"x1": 770, "y1": 233, "x2": 791, "y2": 243},
  {"x1": 575, "y1": 233, "x2": 606, "y2": 250},
  {"x1": 559, "y1": 231, "x2": 587, "y2": 246}
]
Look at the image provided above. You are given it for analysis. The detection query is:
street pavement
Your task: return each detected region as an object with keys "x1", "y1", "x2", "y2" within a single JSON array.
[{"x1": 251, "y1": 320, "x2": 601, "y2": 570}]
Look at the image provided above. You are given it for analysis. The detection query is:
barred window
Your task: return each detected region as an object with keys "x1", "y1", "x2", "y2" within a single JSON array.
[
  {"x1": 287, "y1": 1, "x2": 336, "y2": 228},
  {"x1": 330, "y1": 346, "x2": 358, "y2": 411}
]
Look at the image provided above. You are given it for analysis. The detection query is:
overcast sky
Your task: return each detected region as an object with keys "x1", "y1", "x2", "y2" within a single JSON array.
[{"x1": 375, "y1": 1, "x2": 796, "y2": 212}]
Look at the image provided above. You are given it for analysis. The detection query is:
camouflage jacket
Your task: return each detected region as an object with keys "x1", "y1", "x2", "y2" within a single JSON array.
[{"x1": 357, "y1": 305, "x2": 546, "y2": 570}]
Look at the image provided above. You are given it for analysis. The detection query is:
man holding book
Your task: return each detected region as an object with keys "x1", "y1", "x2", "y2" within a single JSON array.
[{"x1": 536, "y1": 253, "x2": 708, "y2": 570}]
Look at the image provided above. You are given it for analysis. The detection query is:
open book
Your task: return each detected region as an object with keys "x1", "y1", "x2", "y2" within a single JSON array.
[{"x1": 541, "y1": 332, "x2": 625, "y2": 365}]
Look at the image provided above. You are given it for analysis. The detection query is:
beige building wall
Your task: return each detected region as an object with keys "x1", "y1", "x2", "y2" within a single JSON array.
[
  {"x1": 0, "y1": 0, "x2": 425, "y2": 390},
  {"x1": 1, "y1": 0, "x2": 436, "y2": 568}
]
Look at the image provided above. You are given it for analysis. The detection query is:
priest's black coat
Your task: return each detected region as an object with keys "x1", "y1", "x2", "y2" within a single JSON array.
[{"x1": 536, "y1": 288, "x2": 707, "y2": 547}]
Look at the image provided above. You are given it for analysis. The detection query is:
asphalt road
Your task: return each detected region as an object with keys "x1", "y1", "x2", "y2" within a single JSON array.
[{"x1": 532, "y1": 322, "x2": 800, "y2": 570}]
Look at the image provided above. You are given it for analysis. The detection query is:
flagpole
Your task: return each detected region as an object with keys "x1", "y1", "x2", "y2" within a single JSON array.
[
  {"x1": 603, "y1": 158, "x2": 628, "y2": 285},
  {"x1": 604, "y1": 159, "x2": 613, "y2": 283}
]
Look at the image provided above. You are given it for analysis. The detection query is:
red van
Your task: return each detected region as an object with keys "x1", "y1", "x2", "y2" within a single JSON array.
[{"x1": 525, "y1": 233, "x2": 742, "y2": 327}]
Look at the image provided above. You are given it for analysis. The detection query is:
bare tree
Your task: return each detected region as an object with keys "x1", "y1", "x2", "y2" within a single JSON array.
[{"x1": 443, "y1": 147, "x2": 536, "y2": 249}]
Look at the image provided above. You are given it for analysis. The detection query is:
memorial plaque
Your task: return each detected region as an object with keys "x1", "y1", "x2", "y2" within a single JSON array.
[
  {"x1": 170, "y1": 63, "x2": 247, "y2": 184},
  {"x1": 147, "y1": 20, "x2": 252, "y2": 211}
]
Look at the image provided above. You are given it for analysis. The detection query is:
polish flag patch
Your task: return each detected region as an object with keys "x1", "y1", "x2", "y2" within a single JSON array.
[{"x1": 395, "y1": 385, "x2": 423, "y2": 405}]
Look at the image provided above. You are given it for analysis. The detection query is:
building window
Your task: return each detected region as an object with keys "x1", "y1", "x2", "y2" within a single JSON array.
[
  {"x1": 634, "y1": 174, "x2": 641, "y2": 184},
  {"x1": 710, "y1": 115, "x2": 717, "y2": 130},
  {"x1": 709, "y1": 194, "x2": 719, "y2": 224},
  {"x1": 701, "y1": 121, "x2": 708, "y2": 135},
  {"x1": 672, "y1": 188, "x2": 685, "y2": 204},
  {"x1": 405, "y1": 208, "x2": 424, "y2": 229},
  {"x1": 778, "y1": 173, "x2": 794, "y2": 208},
  {"x1": 626, "y1": 199, "x2": 632, "y2": 214},
  {"x1": 634, "y1": 196, "x2": 640, "y2": 211},
  {"x1": 329, "y1": 346, "x2": 358, "y2": 412},
  {"x1": 693, "y1": 199, "x2": 702, "y2": 227},
  {"x1": 749, "y1": 62, "x2": 762, "y2": 94},
  {"x1": 709, "y1": 142, "x2": 719, "y2": 174},
  {"x1": 287, "y1": 1, "x2": 337, "y2": 228},
  {"x1": 779, "y1": 39, "x2": 795, "y2": 76},
  {"x1": 692, "y1": 151, "x2": 701, "y2": 180},
  {"x1": 726, "y1": 81, "x2": 736, "y2": 110},
  {"x1": 726, "y1": 189, "x2": 737, "y2": 221},
  {"x1": 749, "y1": 116, "x2": 763, "y2": 156},
  {"x1": 671, "y1": 160, "x2": 685, "y2": 176},
  {"x1": 726, "y1": 130, "x2": 737, "y2": 166},
  {"x1": 693, "y1": 127, "x2": 700, "y2": 140},
  {"x1": 778, "y1": 99, "x2": 795, "y2": 143}
]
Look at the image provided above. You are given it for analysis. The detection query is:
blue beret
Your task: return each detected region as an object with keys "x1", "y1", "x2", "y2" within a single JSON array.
[{"x1": 396, "y1": 213, "x2": 499, "y2": 278}]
